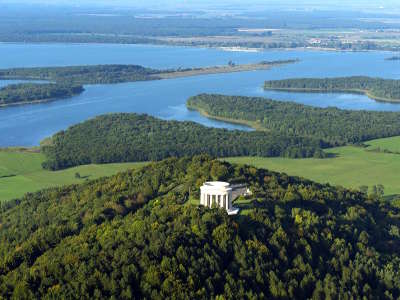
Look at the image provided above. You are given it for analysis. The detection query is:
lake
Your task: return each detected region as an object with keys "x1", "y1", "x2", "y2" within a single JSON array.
[{"x1": 0, "y1": 43, "x2": 400, "y2": 147}]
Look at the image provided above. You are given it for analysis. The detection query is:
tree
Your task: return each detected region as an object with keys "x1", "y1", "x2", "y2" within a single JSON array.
[
  {"x1": 228, "y1": 60, "x2": 236, "y2": 67},
  {"x1": 376, "y1": 184, "x2": 385, "y2": 197},
  {"x1": 359, "y1": 186, "x2": 368, "y2": 194}
]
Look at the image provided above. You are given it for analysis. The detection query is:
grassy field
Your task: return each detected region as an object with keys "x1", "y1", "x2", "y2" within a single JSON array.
[
  {"x1": 0, "y1": 149, "x2": 146, "y2": 201},
  {"x1": 367, "y1": 136, "x2": 400, "y2": 153},
  {"x1": 3, "y1": 135, "x2": 400, "y2": 202},
  {"x1": 226, "y1": 137, "x2": 400, "y2": 197}
]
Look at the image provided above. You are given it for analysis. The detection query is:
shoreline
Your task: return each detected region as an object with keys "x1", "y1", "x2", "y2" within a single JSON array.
[
  {"x1": 0, "y1": 61, "x2": 295, "y2": 108},
  {"x1": 186, "y1": 105, "x2": 264, "y2": 131},
  {"x1": 0, "y1": 40, "x2": 399, "y2": 54},
  {"x1": 0, "y1": 90, "x2": 84, "y2": 108},
  {"x1": 263, "y1": 87, "x2": 400, "y2": 104},
  {"x1": 155, "y1": 61, "x2": 296, "y2": 79}
]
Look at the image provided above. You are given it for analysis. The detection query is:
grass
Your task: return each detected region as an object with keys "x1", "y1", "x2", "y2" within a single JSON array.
[
  {"x1": 0, "y1": 149, "x2": 147, "y2": 201},
  {"x1": 225, "y1": 137, "x2": 400, "y2": 197},
  {"x1": 3, "y1": 135, "x2": 400, "y2": 202},
  {"x1": 366, "y1": 136, "x2": 400, "y2": 153}
]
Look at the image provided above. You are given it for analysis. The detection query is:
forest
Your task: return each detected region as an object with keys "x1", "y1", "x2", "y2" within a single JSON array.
[
  {"x1": 264, "y1": 76, "x2": 400, "y2": 102},
  {"x1": 187, "y1": 94, "x2": 400, "y2": 146},
  {"x1": 0, "y1": 83, "x2": 84, "y2": 105},
  {"x1": 40, "y1": 113, "x2": 326, "y2": 171},
  {"x1": 0, "y1": 61, "x2": 291, "y2": 86},
  {"x1": 0, "y1": 155, "x2": 399, "y2": 299},
  {"x1": 0, "y1": 65, "x2": 161, "y2": 85}
]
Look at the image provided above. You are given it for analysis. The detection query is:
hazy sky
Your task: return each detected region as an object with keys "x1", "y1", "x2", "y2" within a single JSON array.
[{"x1": 3, "y1": 0, "x2": 400, "y2": 12}]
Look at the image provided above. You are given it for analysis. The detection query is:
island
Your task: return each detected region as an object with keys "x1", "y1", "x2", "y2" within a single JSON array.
[
  {"x1": 0, "y1": 60, "x2": 296, "y2": 107},
  {"x1": 0, "y1": 83, "x2": 84, "y2": 107},
  {"x1": 263, "y1": 76, "x2": 400, "y2": 103},
  {"x1": 186, "y1": 93, "x2": 400, "y2": 146}
]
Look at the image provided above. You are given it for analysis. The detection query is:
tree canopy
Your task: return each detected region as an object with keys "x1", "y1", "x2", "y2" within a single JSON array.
[
  {"x1": 0, "y1": 65, "x2": 160, "y2": 85},
  {"x1": 0, "y1": 156, "x2": 399, "y2": 299},
  {"x1": 264, "y1": 76, "x2": 400, "y2": 102},
  {"x1": 187, "y1": 93, "x2": 400, "y2": 146},
  {"x1": 0, "y1": 83, "x2": 84, "y2": 105},
  {"x1": 40, "y1": 113, "x2": 326, "y2": 170}
]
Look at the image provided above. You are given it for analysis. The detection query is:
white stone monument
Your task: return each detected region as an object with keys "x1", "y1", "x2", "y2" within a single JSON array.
[{"x1": 200, "y1": 181, "x2": 240, "y2": 215}]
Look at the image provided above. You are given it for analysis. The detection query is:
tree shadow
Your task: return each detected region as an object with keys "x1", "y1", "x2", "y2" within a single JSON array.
[
  {"x1": 0, "y1": 174, "x2": 16, "y2": 179},
  {"x1": 324, "y1": 152, "x2": 339, "y2": 158}
]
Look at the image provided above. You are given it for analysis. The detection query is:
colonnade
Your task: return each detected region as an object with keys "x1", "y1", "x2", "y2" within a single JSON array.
[{"x1": 201, "y1": 192, "x2": 231, "y2": 210}]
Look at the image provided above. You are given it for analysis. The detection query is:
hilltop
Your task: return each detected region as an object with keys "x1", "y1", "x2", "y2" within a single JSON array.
[{"x1": 0, "y1": 156, "x2": 399, "y2": 299}]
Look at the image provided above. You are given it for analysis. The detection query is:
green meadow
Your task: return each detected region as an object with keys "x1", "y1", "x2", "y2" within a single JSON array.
[
  {"x1": 226, "y1": 137, "x2": 400, "y2": 197},
  {"x1": 0, "y1": 149, "x2": 146, "y2": 201},
  {"x1": 2, "y1": 135, "x2": 400, "y2": 202},
  {"x1": 367, "y1": 136, "x2": 400, "y2": 153}
]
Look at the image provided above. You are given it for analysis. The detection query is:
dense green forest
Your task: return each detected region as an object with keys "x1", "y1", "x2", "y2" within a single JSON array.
[
  {"x1": 0, "y1": 83, "x2": 84, "y2": 105},
  {"x1": 0, "y1": 156, "x2": 399, "y2": 299},
  {"x1": 0, "y1": 61, "x2": 291, "y2": 86},
  {"x1": 187, "y1": 94, "x2": 400, "y2": 146},
  {"x1": 264, "y1": 76, "x2": 400, "y2": 102},
  {"x1": 0, "y1": 65, "x2": 161, "y2": 85},
  {"x1": 40, "y1": 113, "x2": 326, "y2": 170}
]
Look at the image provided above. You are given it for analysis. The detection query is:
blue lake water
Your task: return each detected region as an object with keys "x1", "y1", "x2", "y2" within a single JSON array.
[{"x1": 0, "y1": 43, "x2": 400, "y2": 146}]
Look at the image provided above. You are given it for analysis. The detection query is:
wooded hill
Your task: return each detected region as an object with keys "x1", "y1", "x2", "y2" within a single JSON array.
[
  {"x1": 0, "y1": 156, "x2": 399, "y2": 299},
  {"x1": 40, "y1": 113, "x2": 326, "y2": 170},
  {"x1": 187, "y1": 94, "x2": 400, "y2": 146},
  {"x1": 0, "y1": 83, "x2": 84, "y2": 106},
  {"x1": 264, "y1": 76, "x2": 400, "y2": 102}
]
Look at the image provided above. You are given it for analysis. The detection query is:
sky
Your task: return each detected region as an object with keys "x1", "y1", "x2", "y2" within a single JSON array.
[{"x1": 2, "y1": 0, "x2": 400, "y2": 13}]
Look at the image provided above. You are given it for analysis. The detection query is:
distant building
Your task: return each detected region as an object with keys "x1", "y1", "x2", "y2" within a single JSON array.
[{"x1": 200, "y1": 181, "x2": 240, "y2": 215}]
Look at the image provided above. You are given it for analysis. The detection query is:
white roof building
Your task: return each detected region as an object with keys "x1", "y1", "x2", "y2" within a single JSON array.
[{"x1": 200, "y1": 181, "x2": 240, "y2": 215}]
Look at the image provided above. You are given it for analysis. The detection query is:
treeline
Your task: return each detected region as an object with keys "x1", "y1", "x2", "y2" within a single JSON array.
[
  {"x1": 0, "y1": 61, "x2": 294, "y2": 86},
  {"x1": 1, "y1": 156, "x2": 400, "y2": 299},
  {"x1": 1, "y1": 33, "x2": 400, "y2": 52},
  {"x1": 40, "y1": 113, "x2": 326, "y2": 170},
  {"x1": 0, "y1": 83, "x2": 84, "y2": 105},
  {"x1": 0, "y1": 64, "x2": 161, "y2": 85},
  {"x1": 264, "y1": 76, "x2": 400, "y2": 102},
  {"x1": 187, "y1": 94, "x2": 400, "y2": 146},
  {"x1": 386, "y1": 56, "x2": 400, "y2": 61}
]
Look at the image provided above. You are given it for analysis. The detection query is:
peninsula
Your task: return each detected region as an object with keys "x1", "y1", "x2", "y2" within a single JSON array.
[
  {"x1": 0, "y1": 60, "x2": 297, "y2": 107},
  {"x1": 0, "y1": 83, "x2": 84, "y2": 107},
  {"x1": 264, "y1": 76, "x2": 400, "y2": 103},
  {"x1": 155, "y1": 60, "x2": 298, "y2": 79},
  {"x1": 40, "y1": 113, "x2": 323, "y2": 170},
  {"x1": 0, "y1": 60, "x2": 297, "y2": 84},
  {"x1": 187, "y1": 93, "x2": 400, "y2": 145}
]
